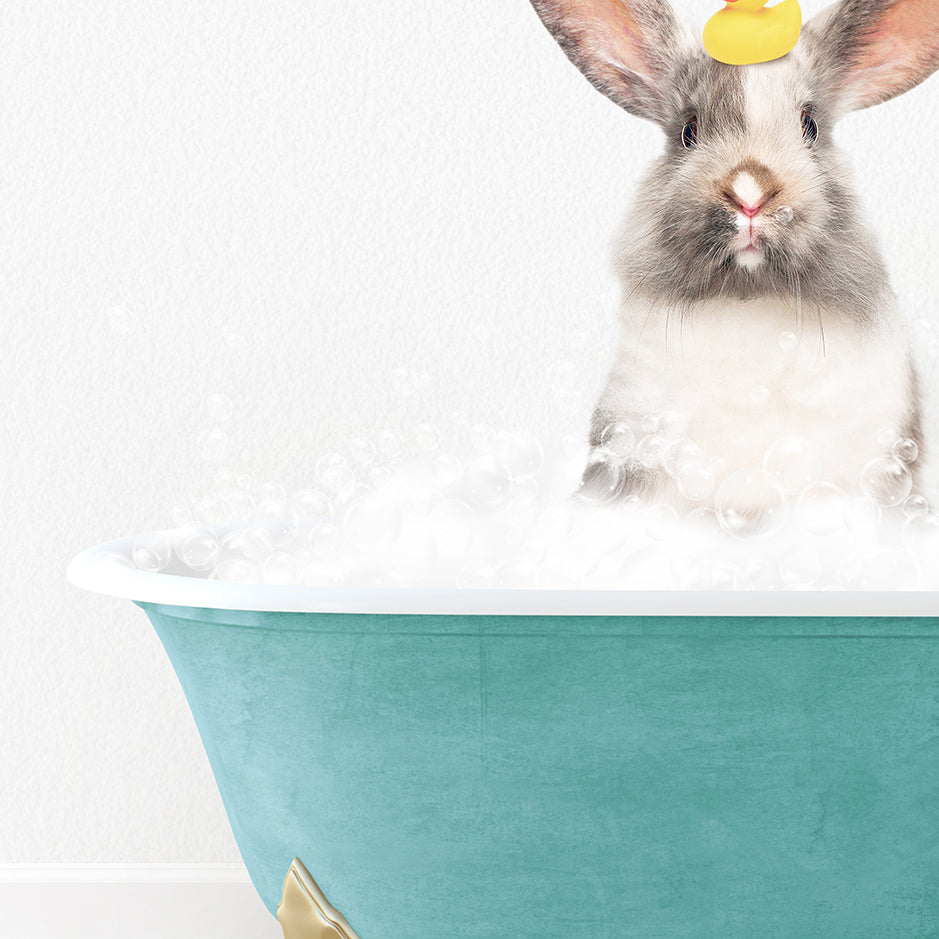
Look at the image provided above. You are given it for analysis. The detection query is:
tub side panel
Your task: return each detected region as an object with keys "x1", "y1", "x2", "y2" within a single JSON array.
[{"x1": 141, "y1": 606, "x2": 939, "y2": 938}]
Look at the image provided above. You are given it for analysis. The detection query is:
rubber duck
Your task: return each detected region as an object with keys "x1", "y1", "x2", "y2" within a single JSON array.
[{"x1": 703, "y1": 0, "x2": 802, "y2": 66}]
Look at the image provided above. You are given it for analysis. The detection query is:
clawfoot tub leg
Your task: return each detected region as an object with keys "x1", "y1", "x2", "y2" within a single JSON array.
[{"x1": 277, "y1": 858, "x2": 361, "y2": 939}]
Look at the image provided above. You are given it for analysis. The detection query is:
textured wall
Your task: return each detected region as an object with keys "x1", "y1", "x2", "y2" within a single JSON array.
[{"x1": 1, "y1": 0, "x2": 936, "y2": 862}]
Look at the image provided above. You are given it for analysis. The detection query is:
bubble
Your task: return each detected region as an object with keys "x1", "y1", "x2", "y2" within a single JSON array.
[
  {"x1": 205, "y1": 393, "x2": 233, "y2": 423},
  {"x1": 576, "y1": 451, "x2": 623, "y2": 505},
  {"x1": 377, "y1": 430, "x2": 406, "y2": 463},
  {"x1": 639, "y1": 412, "x2": 660, "y2": 434},
  {"x1": 495, "y1": 432, "x2": 544, "y2": 478},
  {"x1": 738, "y1": 557, "x2": 777, "y2": 590},
  {"x1": 843, "y1": 497, "x2": 881, "y2": 537},
  {"x1": 107, "y1": 306, "x2": 132, "y2": 335},
  {"x1": 715, "y1": 469, "x2": 786, "y2": 538},
  {"x1": 778, "y1": 331, "x2": 798, "y2": 353},
  {"x1": 289, "y1": 488, "x2": 331, "y2": 523},
  {"x1": 877, "y1": 426, "x2": 899, "y2": 448},
  {"x1": 262, "y1": 551, "x2": 296, "y2": 585},
  {"x1": 643, "y1": 503, "x2": 679, "y2": 541},
  {"x1": 458, "y1": 564, "x2": 497, "y2": 589},
  {"x1": 664, "y1": 439, "x2": 704, "y2": 479},
  {"x1": 211, "y1": 559, "x2": 261, "y2": 583},
  {"x1": 902, "y1": 494, "x2": 930, "y2": 521},
  {"x1": 779, "y1": 546, "x2": 821, "y2": 588},
  {"x1": 195, "y1": 495, "x2": 232, "y2": 527},
  {"x1": 170, "y1": 505, "x2": 195, "y2": 528},
  {"x1": 349, "y1": 437, "x2": 377, "y2": 467},
  {"x1": 434, "y1": 454, "x2": 464, "y2": 488},
  {"x1": 470, "y1": 424, "x2": 497, "y2": 453},
  {"x1": 176, "y1": 527, "x2": 220, "y2": 571},
  {"x1": 308, "y1": 521, "x2": 341, "y2": 559},
  {"x1": 676, "y1": 460, "x2": 715, "y2": 502},
  {"x1": 392, "y1": 367, "x2": 417, "y2": 396},
  {"x1": 131, "y1": 534, "x2": 172, "y2": 572},
  {"x1": 750, "y1": 385, "x2": 771, "y2": 407},
  {"x1": 658, "y1": 411, "x2": 688, "y2": 441},
  {"x1": 413, "y1": 422, "x2": 441, "y2": 453},
  {"x1": 466, "y1": 455, "x2": 513, "y2": 507},
  {"x1": 227, "y1": 490, "x2": 255, "y2": 522},
  {"x1": 255, "y1": 498, "x2": 288, "y2": 523},
  {"x1": 316, "y1": 452, "x2": 357, "y2": 500},
  {"x1": 547, "y1": 360, "x2": 577, "y2": 398},
  {"x1": 343, "y1": 493, "x2": 403, "y2": 551},
  {"x1": 599, "y1": 422, "x2": 635, "y2": 460},
  {"x1": 892, "y1": 437, "x2": 919, "y2": 465},
  {"x1": 636, "y1": 434, "x2": 667, "y2": 468},
  {"x1": 859, "y1": 456, "x2": 912, "y2": 507},
  {"x1": 774, "y1": 205, "x2": 793, "y2": 225},
  {"x1": 229, "y1": 526, "x2": 276, "y2": 563},
  {"x1": 764, "y1": 436, "x2": 821, "y2": 493},
  {"x1": 796, "y1": 481, "x2": 846, "y2": 535},
  {"x1": 429, "y1": 499, "x2": 476, "y2": 561},
  {"x1": 198, "y1": 428, "x2": 230, "y2": 465}
]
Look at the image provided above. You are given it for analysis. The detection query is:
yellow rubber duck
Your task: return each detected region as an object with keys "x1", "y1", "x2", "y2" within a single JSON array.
[{"x1": 703, "y1": 0, "x2": 802, "y2": 66}]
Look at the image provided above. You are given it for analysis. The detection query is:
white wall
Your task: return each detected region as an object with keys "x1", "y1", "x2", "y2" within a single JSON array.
[{"x1": 1, "y1": 0, "x2": 936, "y2": 870}]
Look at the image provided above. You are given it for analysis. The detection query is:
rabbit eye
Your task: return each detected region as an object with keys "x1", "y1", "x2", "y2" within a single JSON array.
[
  {"x1": 801, "y1": 108, "x2": 818, "y2": 146},
  {"x1": 681, "y1": 115, "x2": 698, "y2": 149}
]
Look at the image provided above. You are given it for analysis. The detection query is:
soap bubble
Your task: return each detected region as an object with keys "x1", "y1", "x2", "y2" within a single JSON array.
[
  {"x1": 715, "y1": 469, "x2": 786, "y2": 538},
  {"x1": 205, "y1": 393, "x2": 233, "y2": 423},
  {"x1": 644, "y1": 504, "x2": 680, "y2": 540},
  {"x1": 859, "y1": 456, "x2": 912, "y2": 507},
  {"x1": 377, "y1": 430, "x2": 405, "y2": 463},
  {"x1": 892, "y1": 438, "x2": 919, "y2": 465},
  {"x1": 132, "y1": 534, "x2": 172, "y2": 572},
  {"x1": 227, "y1": 491, "x2": 255, "y2": 522},
  {"x1": 289, "y1": 488, "x2": 331, "y2": 523},
  {"x1": 316, "y1": 452, "x2": 356, "y2": 500},
  {"x1": 599, "y1": 422, "x2": 635, "y2": 460},
  {"x1": 843, "y1": 496, "x2": 881, "y2": 537},
  {"x1": 902, "y1": 494, "x2": 930, "y2": 521},
  {"x1": 778, "y1": 331, "x2": 798, "y2": 354},
  {"x1": 176, "y1": 527, "x2": 220, "y2": 571},
  {"x1": 547, "y1": 360, "x2": 577, "y2": 398},
  {"x1": 466, "y1": 455, "x2": 513, "y2": 507},
  {"x1": 774, "y1": 205, "x2": 793, "y2": 225},
  {"x1": 676, "y1": 461, "x2": 715, "y2": 502},
  {"x1": 636, "y1": 434, "x2": 667, "y2": 468},
  {"x1": 170, "y1": 505, "x2": 195, "y2": 528},
  {"x1": 198, "y1": 428, "x2": 230, "y2": 465},
  {"x1": 413, "y1": 422, "x2": 442, "y2": 453},
  {"x1": 764, "y1": 437, "x2": 821, "y2": 493},
  {"x1": 496, "y1": 432, "x2": 544, "y2": 479},
  {"x1": 343, "y1": 493, "x2": 403, "y2": 551},
  {"x1": 750, "y1": 385, "x2": 771, "y2": 407},
  {"x1": 576, "y1": 451, "x2": 623, "y2": 505},
  {"x1": 211, "y1": 559, "x2": 261, "y2": 583},
  {"x1": 392, "y1": 367, "x2": 418, "y2": 397},
  {"x1": 262, "y1": 551, "x2": 296, "y2": 585},
  {"x1": 470, "y1": 424, "x2": 497, "y2": 453},
  {"x1": 779, "y1": 546, "x2": 821, "y2": 588},
  {"x1": 195, "y1": 495, "x2": 232, "y2": 527},
  {"x1": 434, "y1": 454, "x2": 464, "y2": 488},
  {"x1": 664, "y1": 439, "x2": 704, "y2": 479},
  {"x1": 877, "y1": 426, "x2": 900, "y2": 447},
  {"x1": 106, "y1": 306, "x2": 132, "y2": 336},
  {"x1": 349, "y1": 437, "x2": 377, "y2": 468},
  {"x1": 658, "y1": 411, "x2": 688, "y2": 442},
  {"x1": 797, "y1": 482, "x2": 846, "y2": 535}
]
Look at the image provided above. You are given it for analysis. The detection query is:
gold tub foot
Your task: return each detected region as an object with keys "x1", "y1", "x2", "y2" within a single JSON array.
[{"x1": 277, "y1": 857, "x2": 361, "y2": 939}]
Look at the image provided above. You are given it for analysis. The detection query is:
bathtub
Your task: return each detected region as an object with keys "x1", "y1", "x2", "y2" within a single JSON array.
[{"x1": 69, "y1": 532, "x2": 939, "y2": 938}]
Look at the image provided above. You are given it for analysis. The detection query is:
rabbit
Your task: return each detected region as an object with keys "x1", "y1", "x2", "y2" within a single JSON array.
[{"x1": 528, "y1": 0, "x2": 939, "y2": 513}]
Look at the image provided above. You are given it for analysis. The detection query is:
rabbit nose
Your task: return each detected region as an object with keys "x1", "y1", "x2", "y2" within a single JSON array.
[{"x1": 721, "y1": 163, "x2": 782, "y2": 218}]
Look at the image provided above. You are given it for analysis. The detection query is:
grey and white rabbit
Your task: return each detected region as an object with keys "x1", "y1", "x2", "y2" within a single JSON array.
[{"x1": 529, "y1": 0, "x2": 939, "y2": 511}]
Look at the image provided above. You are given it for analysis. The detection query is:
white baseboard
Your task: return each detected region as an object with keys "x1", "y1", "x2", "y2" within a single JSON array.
[{"x1": 0, "y1": 865, "x2": 282, "y2": 939}]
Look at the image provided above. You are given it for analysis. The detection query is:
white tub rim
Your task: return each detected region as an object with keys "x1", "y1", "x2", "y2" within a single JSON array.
[{"x1": 66, "y1": 531, "x2": 939, "y2": 617}]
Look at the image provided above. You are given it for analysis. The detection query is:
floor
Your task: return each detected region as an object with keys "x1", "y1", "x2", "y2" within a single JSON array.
[{"x1": 0, "y1": 882, "x2": 282, "y2": 938}]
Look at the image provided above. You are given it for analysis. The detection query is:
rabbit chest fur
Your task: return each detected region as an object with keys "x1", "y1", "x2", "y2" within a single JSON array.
[{"x1": 597, "y1": 295, "x2": 913, "y2": 497}]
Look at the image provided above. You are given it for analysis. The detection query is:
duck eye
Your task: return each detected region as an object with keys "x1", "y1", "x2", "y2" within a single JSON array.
[
  {"x1": 801, "y1": 108, "x2": 818, "y2": 145},
  {"x1": 681, "y1": 114, "x2": 698, "y2": 149}
]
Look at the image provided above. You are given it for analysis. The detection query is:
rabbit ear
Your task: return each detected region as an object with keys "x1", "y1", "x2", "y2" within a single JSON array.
[
  {"x1": 529, "y1": 0, "x2": 688, "y2": 125},
  {"x1": 804, "y1": 0, "x2": 939, "y2": 113}
]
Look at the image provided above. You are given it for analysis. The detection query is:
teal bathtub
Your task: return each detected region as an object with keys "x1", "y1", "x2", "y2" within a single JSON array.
[{"x1": 69, "y1": 535, "x2": 939, "y2": 937}]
